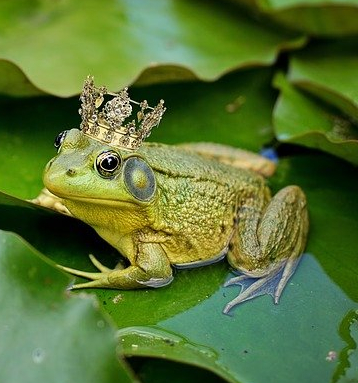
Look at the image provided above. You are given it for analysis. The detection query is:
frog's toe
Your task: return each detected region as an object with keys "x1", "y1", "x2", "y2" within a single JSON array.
[
  {"x1": 57, "y1": 264, "x2": 104, "y2": 281},
  {"x1": 57, "y1": 254, "x2": 122, "y2": 286},
  {"x1": 223, "y1": 274, "x2": 248, "y2": 287},
  {"x1": 223, "y1": 256, "x2": 302, "y2": 314},
  {"x1": 223, "y1": 256, "x2": 301, "y2": 314},
  {"x1": 88, "y1": 254, "x2": 112, "y2": 272},
  {"x1": 223, "y1": 275, "x2": 273, "y2": 314},
  {"x1": 72, "y1": 279, "x2": 111, "y2": 289},
  {"x1": 57, "y1": 263, "x2": 113, "y2": 289}
]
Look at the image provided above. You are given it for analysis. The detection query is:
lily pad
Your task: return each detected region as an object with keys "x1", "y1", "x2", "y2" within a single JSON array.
[
  {"x1": 118, "y1": 326, "x2": 236, "y2": 383},
  {"x1": 273, "y1": 72, "x2": 358, "y2": 164},
  {"x1": 288, "y1": 39, "x2": 358, "y2": 122},
  {"x1": 227, "y1": 0, "x2": 358, "y2": 36},
  {"x1": 0, "y1": 0, "x2": 305, "y2": 96},
  {"x1": 0, "y1": 59, "x2": 45, "y2": 96},
  {"x1": 0, "y1": 229, "x2": 135, "y2": 383}
]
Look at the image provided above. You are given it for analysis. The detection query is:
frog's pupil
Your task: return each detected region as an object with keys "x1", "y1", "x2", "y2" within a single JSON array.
[
  {"x1": 101, "y1": 155, "x2": 119, "y2": 171},
  {"x1": 95, "y1": 151, "x2": 122, "y2": 178}
]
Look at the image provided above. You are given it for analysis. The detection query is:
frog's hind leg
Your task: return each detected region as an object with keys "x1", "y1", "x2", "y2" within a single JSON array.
[
  {"x1": 178, "y1": 142, "x2": 276, "y2": 177},
  {"x1": 224, "y1": 185, "x2": 308, "y2": 314}
]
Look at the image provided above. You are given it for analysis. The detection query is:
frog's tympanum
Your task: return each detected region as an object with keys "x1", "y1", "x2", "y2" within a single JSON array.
[{"x1": 37, "y1": 77, "x2": 309, "y2": 313}]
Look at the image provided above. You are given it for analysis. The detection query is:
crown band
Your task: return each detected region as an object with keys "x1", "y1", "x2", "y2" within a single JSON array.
[{"x1": 78, "y1": 76, "x2": 166, "y2": 151}]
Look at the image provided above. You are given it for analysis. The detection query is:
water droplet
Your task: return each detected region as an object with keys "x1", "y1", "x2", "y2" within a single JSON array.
[
  {"x1": 112, "y1": 294, "x2": 123, "y2": 304},
  {"x1": 32, "y1": 348, "x2": 45, "y2": 364},
  {"x1": 325, "y1": 350, "x2": 337, "y2": 362}
]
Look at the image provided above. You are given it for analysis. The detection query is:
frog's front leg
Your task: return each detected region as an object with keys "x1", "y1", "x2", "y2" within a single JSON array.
[
  {"x1": 29, "y1": 188, "x2": 71, "y2": 215},
  {"x1": 224, "y1": 185, "x2": 308, "y2": 314},
  {"x1": 58, "y1": 242, "x2": 173, "y2": 290}
]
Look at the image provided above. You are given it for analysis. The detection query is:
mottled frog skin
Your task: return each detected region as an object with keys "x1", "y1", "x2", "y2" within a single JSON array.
[{"x1": 37, "y1": 128, "x2": 308, "y2": 313}]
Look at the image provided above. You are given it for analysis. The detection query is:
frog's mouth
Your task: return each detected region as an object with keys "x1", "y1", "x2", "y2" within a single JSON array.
[{"x1": 51, "y1": 192, "x2": 139, "y2": 208}]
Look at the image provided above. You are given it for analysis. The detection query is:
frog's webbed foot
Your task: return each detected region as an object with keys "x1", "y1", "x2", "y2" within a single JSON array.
[{"x1": 223, "y1": 255, "x2": 301, "y2": 314}]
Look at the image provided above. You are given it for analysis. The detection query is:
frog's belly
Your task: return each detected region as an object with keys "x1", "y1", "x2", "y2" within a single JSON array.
[{"x1": 172, "y1": 245, "x2": 228, "y2": 269}]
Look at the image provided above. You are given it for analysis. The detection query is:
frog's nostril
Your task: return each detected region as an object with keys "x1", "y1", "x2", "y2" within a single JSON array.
[{"x1": 66, "y1": 168, "x2": 76, "y2": 176}]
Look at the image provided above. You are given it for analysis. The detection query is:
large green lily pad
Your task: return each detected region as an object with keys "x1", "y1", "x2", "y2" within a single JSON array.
[
  {"x1": 0, "y1": 229, "x2": 135, "y2": 383},
  {"x1": 0, "y1": 0, "x2": 304, "y2": 97}
]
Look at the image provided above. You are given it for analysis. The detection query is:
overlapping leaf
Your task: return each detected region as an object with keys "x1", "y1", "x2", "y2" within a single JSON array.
[
  {"x1": 0, "y1": 0, "x2": 305, "y2": 97},
  {"x1": 227, "y1": 0, "x2": 358, "y2": 35},
  {"x1": 0, "y1": 229, "x2": 135, "y2": 383},
  {"x1": 273, "y1": 72, "x2": 358, "y2": 164},
  {"x1": 288, "y1": 39, "x2": 358, "y2": 122}
]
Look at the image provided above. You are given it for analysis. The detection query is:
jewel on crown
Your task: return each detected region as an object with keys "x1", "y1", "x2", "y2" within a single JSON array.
[{"x1": 78, "y1": 76, "x2": 166, "y2": 151}]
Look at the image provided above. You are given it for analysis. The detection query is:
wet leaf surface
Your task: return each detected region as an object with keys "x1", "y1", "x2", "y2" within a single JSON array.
[
  {"x1": 0, "y1": 230, "x2": 135, "y2": 383},
  {"x1": 0, "y1": 0, "x2": 304, "y2": 96}
]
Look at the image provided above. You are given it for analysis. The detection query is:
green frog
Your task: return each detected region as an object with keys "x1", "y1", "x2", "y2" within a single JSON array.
[
  {"x1": 33, "y1": 77, "x2": 308, "y2": 313},
  {"x1": 36, "y1": 128, "x2": 308, "y2": 314}
]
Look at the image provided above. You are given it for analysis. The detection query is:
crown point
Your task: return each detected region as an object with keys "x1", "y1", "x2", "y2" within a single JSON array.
[{"x1": 78, "y1": 76, "x2": 166, "y2": 151}]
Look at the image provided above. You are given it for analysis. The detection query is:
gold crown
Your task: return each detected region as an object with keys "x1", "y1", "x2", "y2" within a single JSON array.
[{"x1": 78, "y1": 76, "x2": 166, "y2": 151}]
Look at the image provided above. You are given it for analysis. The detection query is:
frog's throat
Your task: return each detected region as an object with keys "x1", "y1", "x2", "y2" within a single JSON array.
[{"x1": 172, "y1": 245, "x2": 228, "y2": 270}]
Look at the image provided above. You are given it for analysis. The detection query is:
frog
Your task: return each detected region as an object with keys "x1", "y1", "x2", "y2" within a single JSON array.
[{"x1": 36, "y1": 128, "x2": 309, "y2": 314}]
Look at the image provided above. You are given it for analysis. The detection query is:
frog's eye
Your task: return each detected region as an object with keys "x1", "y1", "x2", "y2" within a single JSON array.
[
  {"x1": 95, "y1": 151, "x2": 122, "y2": 178},
  {"x1": 123, "y1": 157, "x2": 156, "y2": 201},
  {"x1": 54, "y1": 131, "x2": 67, "y2": 151}
]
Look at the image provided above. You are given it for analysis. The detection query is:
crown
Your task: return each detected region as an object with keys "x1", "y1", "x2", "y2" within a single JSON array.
[{"x1": 78, "y1": 76, "x2": 166, "y2": 151}]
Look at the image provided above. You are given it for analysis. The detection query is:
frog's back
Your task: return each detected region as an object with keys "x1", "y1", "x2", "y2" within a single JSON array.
[
  {"x1": 139, "y1": 142, "x2": 261, "y2": 186},
  {"x1": 138, "y1": 143, "x2": 268, "y2": 265}
]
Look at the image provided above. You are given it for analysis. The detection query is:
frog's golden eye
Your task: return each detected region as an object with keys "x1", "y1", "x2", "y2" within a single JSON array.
[
  {"x1": 123, "y1": 157, "x2": 156, "y2": 201},
  {"x1": 95, "y1": 151, "x2": 122, "y2": 178},
  {"x1": 54, "y1": 130, "x2": 67, "y2": 152}
]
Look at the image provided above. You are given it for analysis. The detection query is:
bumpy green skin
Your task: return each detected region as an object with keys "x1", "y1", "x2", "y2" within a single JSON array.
[{"x1": 43, "y1": 129, "x2": 309, "y2": 312}]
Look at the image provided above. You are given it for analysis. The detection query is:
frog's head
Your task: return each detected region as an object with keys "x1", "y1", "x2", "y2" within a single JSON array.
[{"x1": 44, "y1": 128, "x2": 157, "y2": 223}]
